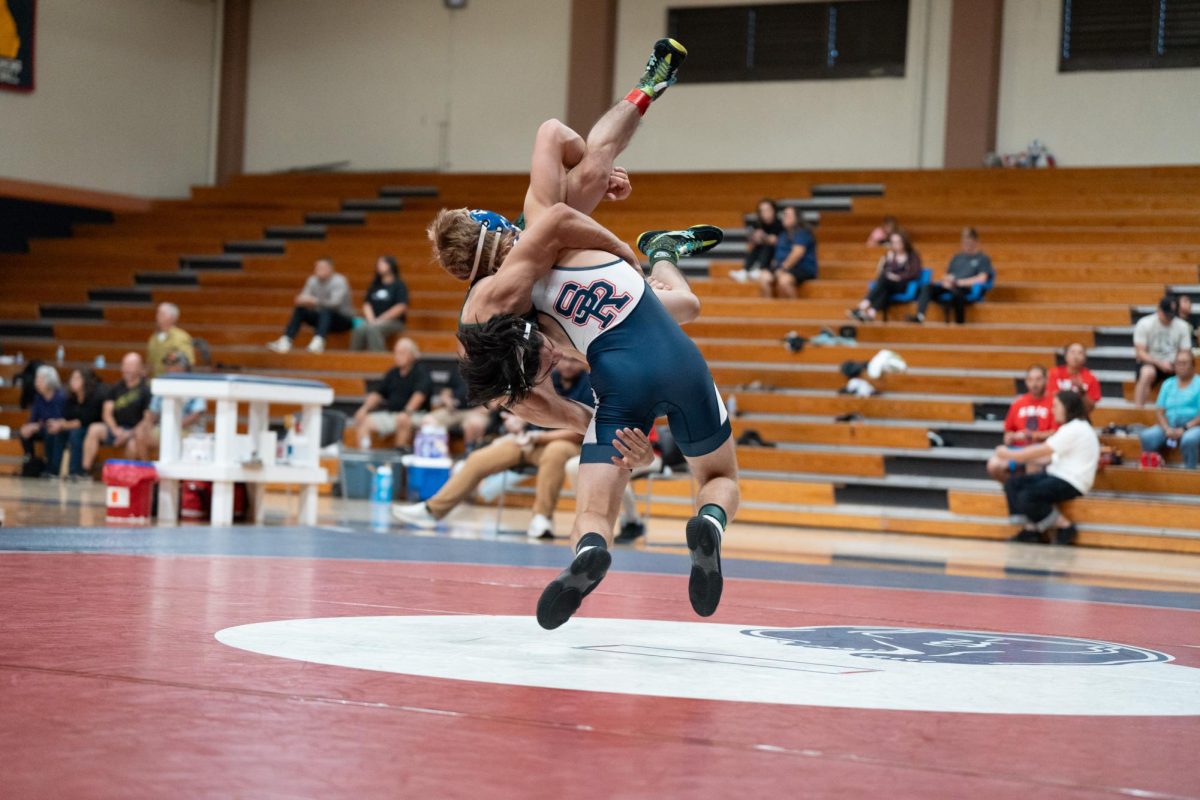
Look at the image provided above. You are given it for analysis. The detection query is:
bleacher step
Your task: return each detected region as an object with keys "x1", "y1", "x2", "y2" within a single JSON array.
[
  {"x1": 223, "y1": 239, "x2": 286, "y2": 255},
  {"x1": 341, "y1": 198, "x2": 404, "y2": 212},
  {"x1": 135, "y1": 271, "x2": 199, "y2": 287},
  {"x1": 777, "y1": 197, "x2": 853, "y2": 212},
  {"x1": 88, "y1": 288, "x2": 152, "y2": 304},
  {"x1": 379, "y1": 185, "x2": 439, "y2": 198},
  {"x1": 739, "y1": 210, "x2": 822, "y2": 226},
  {"x1": 0, "y1": 321, "x2": 54, "y2": 338},
  {"x1": 264, "y1": 225, "x2": 327, "y2": 240},
  {"x1": 305, "y1": 211, "x2": 366, "y2": 226},
  {"x1": 810, "y1": 183, "x2": 885, "y2": 197},
  {"x1": 180, "y1": 254, "x2": 243, "y2": 271},
  {"x1": 39, "y1": 304, "x2": 103, "y2": 320}
]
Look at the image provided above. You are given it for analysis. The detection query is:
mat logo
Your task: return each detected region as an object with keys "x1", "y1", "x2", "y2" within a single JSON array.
[
  {"x1": 741, "y1": 626, "x2": 1172, "y2": 666},
  {"x1": 553, "y1": 279, "x2": 631, "y2": 329}
]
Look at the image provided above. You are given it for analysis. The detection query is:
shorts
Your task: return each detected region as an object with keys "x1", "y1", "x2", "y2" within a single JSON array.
[
  {"x1": 579, "y1": 293, "x2": 731, "y2": 465},
  {"x1": 1137, "y1": 361, "x2": 1172, "y2": 385},
  {"x1": 367, "y1": 411, "x2": 411, "y2": 436}
]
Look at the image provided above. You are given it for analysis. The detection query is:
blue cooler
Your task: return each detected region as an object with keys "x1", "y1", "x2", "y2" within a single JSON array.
[{"x1": 403, "y1": 455, "x2": 452, "y2": 501}]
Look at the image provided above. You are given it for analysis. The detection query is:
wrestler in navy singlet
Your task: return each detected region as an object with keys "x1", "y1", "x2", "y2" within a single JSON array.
[{"x1": 531, "y1": 258, "x2": 731, "y2": 464}]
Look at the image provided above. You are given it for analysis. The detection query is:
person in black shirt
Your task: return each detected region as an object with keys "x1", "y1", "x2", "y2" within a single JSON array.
[
  {"x1": 353, "y1": 338, "x2": 431, "y2": 450},
  {"x1": 729, "y1": 198, "x2": 783, "y2": 284},
  {"x1": 350, "y1": 255, "x2": 410, "y2": 351},
  {"x1": 44, "y1": 368, "x2": 105, "y2": 478},
  {"x1": 83, "y1": 352, "x2": 152, "y2": 473}
]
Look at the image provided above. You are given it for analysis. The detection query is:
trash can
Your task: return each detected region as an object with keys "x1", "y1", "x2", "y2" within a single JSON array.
[
  {"x1": 102, "y1": 460, "x2": 157, "y2": 524},
  {"x1": 339, "y1": 450, "x2": 407, "y2": 500}
]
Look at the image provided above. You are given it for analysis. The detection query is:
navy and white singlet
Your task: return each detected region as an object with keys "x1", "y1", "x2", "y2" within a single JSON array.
[{"x1": 531, "y1": 259, "x2": 731, "y2": 464}]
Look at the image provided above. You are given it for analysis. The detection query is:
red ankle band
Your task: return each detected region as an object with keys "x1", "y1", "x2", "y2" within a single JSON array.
[{"x1": 623, "y1": 88, "x2": 652, "y2": 116}]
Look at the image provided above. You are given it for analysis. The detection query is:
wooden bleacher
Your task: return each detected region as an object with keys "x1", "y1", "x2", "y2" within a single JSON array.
[{"x1": 2, "y1": 166, "x2": 1198, "y2": 552}]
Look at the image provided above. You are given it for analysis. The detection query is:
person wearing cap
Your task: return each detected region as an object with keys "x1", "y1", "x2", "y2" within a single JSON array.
[
  {"x1": 135, "y1": 350, "x2": 207, "y2": 456},
  {"x1": 1134, "y1": 296, "x2": 1193, "y2": 406}
]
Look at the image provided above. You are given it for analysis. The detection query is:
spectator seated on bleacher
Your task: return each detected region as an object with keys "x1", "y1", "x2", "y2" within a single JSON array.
[
  {"x1": 350, "y1": 255, "x2": 409, "y2": 352},
  {"x1": 392, "y1": 360, "x2": 593, "y2": 540},
  {"x1": 996, "y1": 390, "x2": 1099, "y2": 546},
  {"x1": 848, "y1": 230, "x2": 923, "y2": 322},
  {"x1": 865, "y1": 215, "x2": 898, "y2": 247},
  {"x1": 266, "y1": 257, "x2": 355, "y2": 355},
  {"x1": 147, "y1": 302, "x2": 195, "y2": 378},
  {"x1": 986, "y1": 365, "x2": 1057, "y2": 482},
  {"x1": 353, "y1": 338, "x2": 431, "y2": 452},
  {"x1": 43, "y1": 368, "x2": 104, "y2": 480},
  {"x1": 417, "y1": 362, "x2": 489, "y2": 452},
  {"x1": 729, "y1": 198, "x2": 782, "y2": 284},
  {"x1": 135, "y1": 351, "x2": 207, "y2": 458},
  {"x1": 1134, "y1": 296, "x2": 1192, "y2": 406},
  {"x1": 18, "y1": 365, "x2": 65, "y2": 478},
  {"x1": 82, "y1": 352, "x2": 152, "y2": 476},
  {"x1": 907, "y1": 227, "x2": 994, "y2": 324},
  {"x1": 1047, "y1": 342, "x2": 1102, "y2": 413},
  {"x1": 1139, "y1": 350, "x2": 1200, "y2": 469},
  {"x1": 757, "y1": 206, "x2": 817, "y2": 299}
]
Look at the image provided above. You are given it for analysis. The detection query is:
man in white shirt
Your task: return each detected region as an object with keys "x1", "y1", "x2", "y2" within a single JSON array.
[{"x1": 1134, "y1": 296, "x2": 1192, "y2": 406}]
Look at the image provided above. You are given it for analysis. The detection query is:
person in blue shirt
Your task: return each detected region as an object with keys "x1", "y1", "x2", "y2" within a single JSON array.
[
  {"x1": 19, "y1": 365, "x2": 66, "y2": 477},
  {"x1": 757, "y1": 205, "x2": 817, "y2": 299},
  {"x1": 1139, "y1": 350, "x2": 1200, "y2": 468}
]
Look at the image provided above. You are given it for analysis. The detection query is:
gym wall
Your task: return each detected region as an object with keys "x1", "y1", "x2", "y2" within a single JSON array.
[{"x1": 0, "y1": 0, "x2": 217, "y2": 197}]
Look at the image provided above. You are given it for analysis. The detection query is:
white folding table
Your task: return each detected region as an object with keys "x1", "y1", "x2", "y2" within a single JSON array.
[{"x1": 151, "y1": 374, "x2": 334, "y2": 526}]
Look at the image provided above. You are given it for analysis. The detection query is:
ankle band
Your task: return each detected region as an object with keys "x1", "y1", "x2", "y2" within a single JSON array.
[{"x1": 624, "y1": 88, "x2": 652, "y2": 116}]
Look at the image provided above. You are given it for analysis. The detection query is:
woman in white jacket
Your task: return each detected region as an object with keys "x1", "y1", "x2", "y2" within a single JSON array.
[{"x1": 992, "y1": 390, "x2": 1099, "y2": 545}]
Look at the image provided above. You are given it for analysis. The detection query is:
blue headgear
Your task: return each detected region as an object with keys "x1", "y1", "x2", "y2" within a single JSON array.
[{"x1": 467, "y1": 209, "x2": 519, "y2": 282}]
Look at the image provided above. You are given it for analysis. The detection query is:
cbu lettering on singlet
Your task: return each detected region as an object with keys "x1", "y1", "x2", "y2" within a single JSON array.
[{"x1": 530, "y1": 259, "x2": 647, "y2": 355}]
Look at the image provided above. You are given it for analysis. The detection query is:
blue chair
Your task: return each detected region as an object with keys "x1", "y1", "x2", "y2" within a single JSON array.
[{"x1": 873, "y1": 268, "x2": 932, "y2": 320}]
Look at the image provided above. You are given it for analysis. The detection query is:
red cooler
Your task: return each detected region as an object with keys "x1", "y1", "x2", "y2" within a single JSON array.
[{"x1": 102, "y1": 460, "x2": 157, "y2": 524}]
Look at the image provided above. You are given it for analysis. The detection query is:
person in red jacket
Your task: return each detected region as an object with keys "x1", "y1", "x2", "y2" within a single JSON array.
[
  {"x1": 1046, "y1": 342, "x2": 1102, "y2": 413},
  {"x1": 986, "y1": 365, "x2": 1058, "y2": 482}
]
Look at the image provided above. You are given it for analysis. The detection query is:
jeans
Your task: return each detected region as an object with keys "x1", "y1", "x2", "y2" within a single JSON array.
[
  {"x1": 284, "y1": 306, "x2": 354, "y2": 339},
  {"x1": 45, "y1": 428, "x2": 88, "y2": 475},
  {"x1": 744, "y1": 244, "x2": 774, "y2": 272},
  {"x1": 1004, "y1": 472, "x2": 1082, "y2": 530},
  {"x1": 916, "y1": 284, "x2": 970, "y2": 323},
  {"x1": 1140, "y1": 424, "x2": 1200, "y2": 469}
]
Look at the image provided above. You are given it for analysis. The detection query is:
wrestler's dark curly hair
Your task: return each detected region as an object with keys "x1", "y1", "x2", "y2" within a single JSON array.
[{"x1": 457, "y1": 315, "x2": 545, "y2": 406}]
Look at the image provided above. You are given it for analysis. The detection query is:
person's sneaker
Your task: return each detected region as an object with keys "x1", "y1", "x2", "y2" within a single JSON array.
[
  {"x1": 847, "y1": 308, "x2": 867, "y2": 322},
  {"x1": 614, "y1": 520, "x2": 645, "y2": 544},
  {"x1": 728, "y1": 269, "x2": 749, "y2": 284},
  {"x1": 392, "y1": 501, "x2": 438, "y2": 529},
  {"x1": 1010, "y1": 528, "x2": 1046, "y2": 544},
  {"x1": 685, "y1": 514, "x2": 723, "y2": 616},
  {"x1": 307, "y1": 336, "x2": 326, "y2": 354},
  {"x1": 266, "y1": 336, "x2": 292, "y2": 353},
  {"x1": 1053, "y1": 524, "x2": 1078, "y2": 546},
  {"x1": 637, "y1": 38, "x2": 687, "y2": 99},
  {"x1": 637, "y1": 225, "x2": 724, "y2": 263},
  {"x1": 527, "y1": 513, "x2": 555, "y2": 540},
  {"x1": 536, "y1": 536, "x2": 611, "y2": 630},
  {"x1": 905, "y1": 313, "x2": 924, "y2": 324}
]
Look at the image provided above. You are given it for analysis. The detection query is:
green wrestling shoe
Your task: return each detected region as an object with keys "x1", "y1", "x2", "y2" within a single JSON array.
[
  {"x1": 637, "y1": 38, "x2": 688, "y2": 99},
  {"x1": 637, "y1": 225, "x2": 724, "y2": 264}
]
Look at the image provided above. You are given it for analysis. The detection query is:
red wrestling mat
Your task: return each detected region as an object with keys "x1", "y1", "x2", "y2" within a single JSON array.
[{"x1": 1, "y1": 553, "x2": 1197, "y2": 799}]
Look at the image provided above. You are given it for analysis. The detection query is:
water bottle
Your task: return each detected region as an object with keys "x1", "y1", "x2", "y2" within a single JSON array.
[
  {"x1": 726, "y1": 393, "x2": 738, "y2": 419},
  {"x1": 94, "y1": 354, "x2": 106, "y2": 369},
  {"x1": 372, "y1": 463, "x2": 394, "y2": 503},
  {"x1": 55, "y1": 345, "x2": 64, "y2": 366}
]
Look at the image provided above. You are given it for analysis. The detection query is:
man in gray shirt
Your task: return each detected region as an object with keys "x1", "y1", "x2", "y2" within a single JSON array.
[
  {"x1": 908, "y1": 227, "x2": 994, "y2": 324},
  {"x1": 1134, "y1": 296, "x2": 1193, "y2": 406},
  {"x1": 267, "y1": 257, "x2": 356, "y2": 354}
]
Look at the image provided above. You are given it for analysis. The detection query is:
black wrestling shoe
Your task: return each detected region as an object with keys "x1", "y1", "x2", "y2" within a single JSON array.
[
  {"x1": 685, "y1": 514, "x2": 723, "y2": 617},
  {"x1": 637, "y1": 225, "x2": 724, "y2": 263},
  {"x1": 536, "y1": 540, "x2": 611, "y2": 630},
  {"x1": 1011, "y1": 528, "x2": 1046, "y2": 544},
  {"x1": 637, "y1": 38, "x2": 688, "y2": 99},
  {"x1": 614, "y1": 520, "x2": 646, "y2": 544}
]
